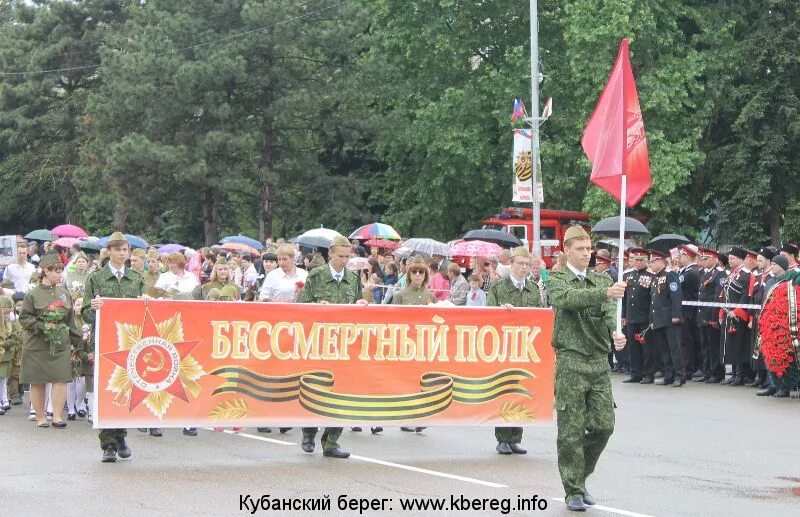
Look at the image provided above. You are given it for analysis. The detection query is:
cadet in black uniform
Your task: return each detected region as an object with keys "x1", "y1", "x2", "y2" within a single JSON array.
[
  {"x1": 677, "y1": 246, "x2": 702, "y2": 379},
  {"x1": 696, "y1": 249, "x2": 726, "y2": 383},
  {"x1": 747, "y1": 247, "x2": 775, "y2": 388},
  {"x1": 648, "y1": 250, "x2": 685, "y2": 387},
  {"x1": 720, "y1": 247, "x2": 755, "y2": 386},
  {"x1": 622, "y1": 248, "x2": 655, "y2": 384}
]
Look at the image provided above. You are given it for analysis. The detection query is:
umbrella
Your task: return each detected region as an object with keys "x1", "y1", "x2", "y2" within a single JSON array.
[
  {"x1": 591, "y1": 216, "x2": 649, "y2": 235},
  {"x1": 462, "y1": 229, "x2": 522, "y2": 249},
  {"x1": 53, "y1": 237, "x2": 79, "y2": 248},
  {"x1": 220, "y1": 242, "x2": 258, "y2": 255},
  {"x1": 296, "y1": 228, "x2": 345, "y2": 249},
  {"x1": 220, "y1": 235, "x2": 264, "y2": 251},
  {"x1": 597, "y1": 238, "x2": 636, "y2": 251},
  {"x1": 365, "y1": 238, "x2": 399, "y2": 250},
  {"x1": 96, "y1": 233, "x2": 149, "y2": 249},
  {"x1": 401, "y1": 238, "x2": 450, "y2": 256},
  {"x1": 158, "y1": 243, "x2": 186, "y2": 254},
  {"x1": 24, "y1": 229, "x2": 55, "y2": 242},
  {"x1": 78, "y1": 240, "x2": 103, "y2": 252},
  {"x1": 393, "y1": 247, "x2": 418, "y2": 259},
  {"x1": 647, "y1": 234, "x2": 692, "y2": 254},
  {"x1": 449, "y1": 240, "x2": 503, "y2": 258},
  {"x1": 349, "y1": 222, "x2": 401, "y2": 240},
  {"x1": 347, "y1": 257, "x2": 371, "y2": 270},
  {"x1": 51, "y1": 224, "x2": 88, "y2": 238}
]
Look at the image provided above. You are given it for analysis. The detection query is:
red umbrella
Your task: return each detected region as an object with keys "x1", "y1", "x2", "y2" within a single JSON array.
[
  {"x1": 51, "y1": 224, "x2": 88, "y2": 238},
  {"x1": 448, "y1": 240, "x2": 503, "y2": 258},
  {"x1": 365, "y1": 238, "x2": 399, "y2": 250},
  {"x1": 53, "y1": 237, "x2": 80, "y2": 248},
  {"x1": 220, "y1": 242, "x2": 258, "y2": 255}
]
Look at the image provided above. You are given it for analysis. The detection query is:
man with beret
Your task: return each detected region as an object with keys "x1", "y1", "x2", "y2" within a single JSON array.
[
  {"x1": 546, "y1": 226, "x2": 627, "y2": 511},
  {"x1": 779, "y1": 243, "x2": 799, "y2": 270},
  {"x1": 622, "y1": 248, "x2": 655, "y2": 384},
  {"x1": 720, "y1": 246, "x2": 755, "y2": 386},
  {"x1": 487, "y1": 246, "x2": 542, "y2": 455},
  {"x1": 82, "y1": 232, "x2": 149, "y2": 462},
  {"x1": 648, "y1": 250, "x2": 685, "y2": 387},
  {"x1": 696, "y1": 249, "x2": 726, "y2": 383},
  {"x1": 296, "y1": 234, "x2": 367, "y2": 459},
  {"x1": 677, "y1": 245, "x2": 702, "y2": 380}
]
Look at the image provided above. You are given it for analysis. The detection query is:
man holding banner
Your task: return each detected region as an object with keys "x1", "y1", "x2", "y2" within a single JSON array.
[
  {"x1": 546, "y1": 226, "x2": 627, "y2": 512},
  {"x1": 296, "y1": 234, "x2": 367, "y2": 459}
]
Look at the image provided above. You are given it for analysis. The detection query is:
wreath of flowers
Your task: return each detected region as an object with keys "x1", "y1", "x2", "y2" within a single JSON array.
[{"x1": 759, "y1": 275, "x2": 800, "y2": 391}]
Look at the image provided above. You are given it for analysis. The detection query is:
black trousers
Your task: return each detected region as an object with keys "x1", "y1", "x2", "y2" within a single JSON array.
[
  {"x1": 700, "y1": 323, "x2": 724, "y2": 380},
  {"x1": 681, "y1": 317, "x2": 701, "y2": 373},
  {"x1": 626, "y1": 322, "x2": 654, "y2": 379},
  {"x1": 652, "y1": 325, "x2": 685, "y2": 382}
]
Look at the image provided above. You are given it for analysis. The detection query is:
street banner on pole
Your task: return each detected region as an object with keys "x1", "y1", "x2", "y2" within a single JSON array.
[
  {"x1": 94, "y1": 299, "x2": 555, "y2": 428},
  {"x1": 513, "y1": 130, "x2": 543, "y2": 203}
]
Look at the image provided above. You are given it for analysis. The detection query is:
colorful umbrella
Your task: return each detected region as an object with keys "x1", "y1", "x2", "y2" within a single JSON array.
[
  {"x1": 158, "y1": 243, "x2": 186, "y2": 254},
  {"x1": 51, "y1": 224, "x2": 88, "y2": 238},
  {"x1": 24, "y1": 229, "x2": 55, "y2": 242},
  {"x1": 365, "y1": 238, "x2": 399, "y2": 250},
  {"x1": 220, "y1": 235, "x2": 264, "y2": 251},
  {"x1": 97, "y1": 233, "x2": 149, "y2": 249},
  {"x1": 448, "y1": 239, "x2": 503, "y2": 258},
  {"x1": 349, "y1": 222, "x2": 401, "y2": 240},
  {"x1": 53, "y1": 237, "x2": 80, "y2": 248},
  {"x1": 220, "y1": 242, "x2": 259, "y2": 255},
  {"x1": 402, "y1": 238, "x2": 449, "y2": 256}
]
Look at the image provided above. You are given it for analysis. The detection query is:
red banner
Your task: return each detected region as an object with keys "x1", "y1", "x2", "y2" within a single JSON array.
[{"x1": 94, "y1": 300, "x2": 555, "y2": 428}]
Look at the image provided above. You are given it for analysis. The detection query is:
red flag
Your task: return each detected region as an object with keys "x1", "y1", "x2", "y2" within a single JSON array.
[{"x1": 582, "y1": 39, "x2": 651, "y2": 207}]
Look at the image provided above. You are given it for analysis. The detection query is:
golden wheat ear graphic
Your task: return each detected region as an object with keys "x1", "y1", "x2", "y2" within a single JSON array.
[
  {"x1": 495, "y1": 402, "x2": 535, "y2": 423},
  {"x1": 209, "y1": 398, "x2": 250, "y2": 419}
]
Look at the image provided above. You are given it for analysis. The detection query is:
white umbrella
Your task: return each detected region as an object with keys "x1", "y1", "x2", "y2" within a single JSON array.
[
  {"x1": 402, "y1": 238, "x2": 449, "y2": 256},
  {"x1": 295, "y1": 228, "x2": 345, "y2": 249}
]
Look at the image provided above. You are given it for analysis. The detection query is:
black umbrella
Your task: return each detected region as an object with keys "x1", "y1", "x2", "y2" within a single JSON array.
[
  {"x1": 591, "y1": 216, "x2": 649, "y2": 235},
  {"x1": 462, "y1": 229, "x2": 522, "y2": 249},
  {"x1": 296, "y1": 235, "x2": 332, "y2": 250},
  {"x1": 647, "y1": 234, "x2": 691, "y2": 254}
]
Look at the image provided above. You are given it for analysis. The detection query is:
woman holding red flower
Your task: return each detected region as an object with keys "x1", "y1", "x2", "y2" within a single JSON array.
[{"x1": 19, "y1": 253, "x2": 82, "y2": 428}]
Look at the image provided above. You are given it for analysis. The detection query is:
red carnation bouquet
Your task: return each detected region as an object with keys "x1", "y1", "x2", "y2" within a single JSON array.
[
  {"x1": 759, "y1": 275, "x2": 800, "y2": 391},
  {"x1": 41, "y1": 300, "x2": 69, "y2": 356}
]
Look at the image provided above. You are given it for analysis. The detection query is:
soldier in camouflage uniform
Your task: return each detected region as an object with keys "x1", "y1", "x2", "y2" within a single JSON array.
[
  {"x1": 487, "y1": 246, "x2": 542, "y2": 454},
  {"x1": 545, "y1": 226, "x2": 627, "y2": 512},
  {"x1": 0, "y1": 295, "x2": 21, "y2": 413},
  {"x1": 81, "y1": 232, "x2": 148, "y2": 463},
  {"x1": 296, "y1": 234, "x2": 367, "y2": 459}
]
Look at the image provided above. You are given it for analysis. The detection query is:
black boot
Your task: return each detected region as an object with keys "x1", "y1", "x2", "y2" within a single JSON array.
[{"x1": 101, "y1": 446, "x2": 117, "y2": 463}]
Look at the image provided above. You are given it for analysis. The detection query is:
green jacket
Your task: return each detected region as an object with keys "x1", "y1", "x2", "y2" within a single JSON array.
[
  {"x1": 81, "y1": 265, "x2": 146, "y2": 327},
  {"x1": 546, "y1": 267, "x2": 615, "y2": 361},
  {"x1": 192, "y1": 280, "x2": 240, "y2": 300},
  {"x1": 297, "y1": 265, "x2": 362, "y2": 304},
  {"x1": 19, "y1": 284, "x2": 83, "y2": 353},
  {"x1": 487, "y1": 276, "x2": 542, "y2": 308},
  {"x1": 392, "y1": 285, "x2": 436, "y2": 305}
]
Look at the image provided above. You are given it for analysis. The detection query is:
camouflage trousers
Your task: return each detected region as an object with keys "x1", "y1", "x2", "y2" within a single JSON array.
[
  {"x1": 301, "y1": 427, "x2": 342, "y2": 452},
  {"x1": 555, "y1": 356, "x2": 615, "y2": 500},
  {"x1": 494, "y1": 427, "x2": 523, "y2": 443},
  {"x1": 99, "y1": 429, "x2": 127, "y2": 450}
]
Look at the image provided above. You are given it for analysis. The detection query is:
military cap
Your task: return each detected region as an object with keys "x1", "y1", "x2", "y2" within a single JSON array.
[
  {"x1": 626, "y1": 247, "x2": 649, "y2": 258},
  {"x1": 728, "y1": 246, "x2": 747, "y2": 260},
  {"x1": 145, "y1": 250, "x2": 160, "y2": 260},
  {"x1": 107, "y1": 231, "x2": 128, "y2": 247},
  {"x1": 595, "y1": 255, "x2": 612, "y2": 265},
  {"x1": 219, "y1": 284, "x2": 239, "y2": 299},
  {"x1": 511, "y1": 246, "x2": 532, "y2": 259},
  {"x1": 215, "y1": 255, "x2": 229, "y2": 266},
  {"x1": 407, "y1": 256, "x2": 428, "y2": 269},
  {"x1": 781, "y1": 243, "x2": 799, "y2": 257},
  {"x1": 772, "y1": 255, "x2": 789, "y2": 271},
  {"x1": 698, "y1": 248, "x2": 719, "y2": 260},
  {"x1": 678, "y1": 244, "x2": 698, "y2": 257},
  {"x1": 206, "y1": 288, "x2": 221, "y2": 300},
  {"x1": 11, "y1": 291, "x2": 25, "y2": 303},
  {"x1": 308, "y1": 254, "x2": 325, "y2": 270},
  {"x1": 648, "y1": 249, "x2": 668, "y2": 260},
  {"x1": 131, "y1": 248, "x2": 146, "y2": 258},
  {"x1": 263, "y1": 253, "x2": 278, "y2": 262},
  {"x1": 329, "y1": 234, "x2": 350, "y2": 249},
  {"x1": 39, "y1": 253, "x2": 63, "y2": 269},
  {"x1": 0, "y1": 296, "x2": 13, "y2": 309},
  {"x1": 745, "y1": 249, "x2": 759, "y2": 261},
  {"x1": 563, "y1": 225, "x2": 591, "y2": 242},
  {"x1": 74, "y1": 251, "x2": 89, "y2": 262}
]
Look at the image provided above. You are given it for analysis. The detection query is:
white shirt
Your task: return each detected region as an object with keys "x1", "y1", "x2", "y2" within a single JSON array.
[
  {"x1": 566, "y1": 261, "x2": 588, "y2": 281},
  {"x1": 4, "y1": 262, "x2": 36, "y2": 292},
  {"x1": 109, "y1": 264, "x2": 125, "y2": 278},
  {"x1": 259, "y1": 267, "x2": 308, "y2": 301},
  {"x1": 155, "y1": 270, "x2": 199, "y2": 294},
  {"x1": 510, "y1": 273, "x2": 526, "y2": 290},
  {"x1": 329, "y1": 263, "x2": 345, "y2": 282}
]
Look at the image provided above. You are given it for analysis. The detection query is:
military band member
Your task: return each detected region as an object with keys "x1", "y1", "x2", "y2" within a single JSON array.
[
  {"x1": 622, "y1": 248, "x2": 655, "y2": 384},
  {"x1": 487, "y1": 246, "x2": 542, "y2": 454},
  {"x1": 696, "y1": 249, "x2": 726, "y2": 383},
  {"x1": 720, "y1": 247, "x2": 754, "y2": 386},
  {"x1": 648, "y1": 250, "x2": 685, "y2": 387}
]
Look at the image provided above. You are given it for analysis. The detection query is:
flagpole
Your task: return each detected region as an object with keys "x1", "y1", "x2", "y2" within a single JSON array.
[
  {"x1": 616, "y1": 175, "x2": 627, "y2": 335},
  {"x1": 529, "y1": 0, "x2": 541, "y2": 258}
]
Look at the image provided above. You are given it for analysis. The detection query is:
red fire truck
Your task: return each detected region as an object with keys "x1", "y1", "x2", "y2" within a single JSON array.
[{"x1": 480, "y1": 207, "x2": 592, "y2": 267}]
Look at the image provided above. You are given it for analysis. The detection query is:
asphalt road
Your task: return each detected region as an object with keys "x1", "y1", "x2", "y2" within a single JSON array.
[{"x1": 2, "y1": 375, "x2": 799, "y2": 517}]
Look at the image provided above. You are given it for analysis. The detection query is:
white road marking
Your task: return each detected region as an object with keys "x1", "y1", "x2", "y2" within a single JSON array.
[
  {"x1": 202, "y1": 428, "x2": 294, "y2": 446},
  {"x1": 552, "y1": 498, "x2": 656, "y2": 517}
]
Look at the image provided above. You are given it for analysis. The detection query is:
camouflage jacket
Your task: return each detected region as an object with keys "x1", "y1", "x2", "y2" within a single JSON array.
[
  {"x1": 81, "y1": 265, "x2": 145, "y2": 327},
  {"x1": 487, "y1": 276, "x2": 542, "y2": 308},
  {"x1": 297, "y1": 265, "x2": 363, "y2": 304},
  {"x1": 546, "y1": 267, "x2": 615, "y2": 361},
  {"x1": 0, "y1": 317, "x2": 22, "y2": 363}
]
